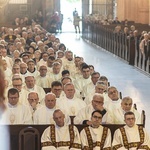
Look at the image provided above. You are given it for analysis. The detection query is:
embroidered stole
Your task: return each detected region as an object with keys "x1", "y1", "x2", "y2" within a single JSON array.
[
  {"x1": 50, "y1": 124, "x2": 74, "y2": 148},
  {"x1": 84, "y1": 126, "x2": 109, "y2": 150},
  {"x1": 112, "y1": 126, "x2": 150, "y2": 150}
]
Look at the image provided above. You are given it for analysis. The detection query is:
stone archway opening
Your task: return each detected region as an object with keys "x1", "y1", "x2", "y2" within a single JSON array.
[{"x1": 60, "y1": 0, "x2": 82, "y2": 33}]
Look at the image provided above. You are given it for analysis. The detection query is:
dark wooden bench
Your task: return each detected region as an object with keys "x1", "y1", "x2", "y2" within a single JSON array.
[
  {"x1": 5, "y1": 123, "x2": 144, "y2": 150},
  {"x1": 43, "y1": 88, "x2": 51, "y2": 94},
  {"x1": 82, "y1": 22, "x2": 150, "y2": 74}
]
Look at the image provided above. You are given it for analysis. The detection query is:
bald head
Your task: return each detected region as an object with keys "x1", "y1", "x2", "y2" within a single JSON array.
[
  {"x1": 45, "y1": 93, "x2": 56, "y2": 109},
  {"x1": 53, "y1": 109, "x2": 65, "y2": 127},
  {"x1": 28, "y1": 92, "x2": 39, "y2": 105}
]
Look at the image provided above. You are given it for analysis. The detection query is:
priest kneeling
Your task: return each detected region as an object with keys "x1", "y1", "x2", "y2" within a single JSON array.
[{"x1": 41, "y1": 109, "x2": 82, "y2": 150}]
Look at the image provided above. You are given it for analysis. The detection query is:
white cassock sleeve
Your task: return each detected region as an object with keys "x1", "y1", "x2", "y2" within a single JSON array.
[
  {"x1": 42, "y1": 147, "x2": 57, "y2": 150},
  {"x1": 133, "y1": 109, "x2": 142, "y2": 124},
  {"x1": 141, "y1": 128, "x2": 150, "y2": 149},
  {"x1": 41, "y1": 127, "x2": 57, "y2": 150},
  {"x1": 80, "y1": 129, "x2": 89, "y2": 148},
  {"x1": 112, "y1": 129, "x2": 128, "y2": 150},
  {"x1": 70, "y1": 126, "x2": 82, "y2": 150},
  {"x1": 103, "y1": 128, "x2": 112, "y2": 149},
  {"x1": 73, "y1": 80, "x2": 82, "y2": 95},
  {"x1": 22, "y1": 105, "x2": 32, "y2": 124},
  {"x1": 74, "y1": 109, "x2": 87, "y2": 124}
]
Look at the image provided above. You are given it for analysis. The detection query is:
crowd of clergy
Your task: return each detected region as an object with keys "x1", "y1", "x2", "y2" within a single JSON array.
[{"x1": 0, "y1": 21, "x2": 150, "y2": 149}]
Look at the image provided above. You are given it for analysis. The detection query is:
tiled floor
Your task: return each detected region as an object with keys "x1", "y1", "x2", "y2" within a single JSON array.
[{"x1": 57, "y1": 33, "x2": 150, "y2": 133}]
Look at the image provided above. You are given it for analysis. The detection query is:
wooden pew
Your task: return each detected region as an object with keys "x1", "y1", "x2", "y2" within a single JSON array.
[
  {"x1": 133, "y1": 103, "x2": 146, "y2": 127},
  {"x1": 82, "y1": 22, "x2": 150, "y2": 75},
  {"x1": 19, "y1": 127, "x2": 40, "y2": 150},
  {"x1": 43, "y1": 88, "x2": 51, "y2": 94}
]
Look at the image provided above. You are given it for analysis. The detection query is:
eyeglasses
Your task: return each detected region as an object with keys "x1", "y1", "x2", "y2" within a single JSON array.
[
  {"x1": 126, "y1": 117, "x2": 135, "y2": 121},
  {"x1": 92, "y1": 115, "x2": 102, "y2": 120},
  {"x1": 53, "y1": 89, "x2": 62, "y2": 91},
  {"x1": 8, "y1": 97, "x2": 19, "y2": 100}
]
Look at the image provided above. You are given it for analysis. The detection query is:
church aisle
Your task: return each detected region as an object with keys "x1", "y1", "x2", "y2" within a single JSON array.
[{"x1": 57, "y1": 33, "x2": 150, "y2": 133}]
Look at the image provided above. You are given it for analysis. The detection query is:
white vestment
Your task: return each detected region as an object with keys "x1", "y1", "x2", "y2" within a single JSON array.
[
  {"x1": 33, "y1": 105, "x2": 70, "y2": 125},
  {"x1": 2, "y1": 56, "x2": 13, "y2": 69},
  {"x1": 84, "y1": 92, "x2": 110, "y2": 105},
  {"x1": 82, "y1": 82, "x2": 95, "y2": 98},
  {"x1": 4, "y1": 67, "x2": 12, "y2": 79},
  {"x1": 20, "y1": 70, "x2": 30, "y2": 81},
  {"x1": 48, "y1": 72, "x2": 62, "y2": 82},
  {"x1": 74, "y1": 76, "x2": 92, "y2": 96},
  {"x1": 18, "y1": 88, "x2": 29, "y2": 104},
  {"x1": 60, "y1": 57, "x2": 67, "y2": 66},
  {"x1": 36, "y1": 75, "x2": 53, "y2": 88},
  {"x1": 23, "y1": 84, "x2": 46, "y2": 104},
  {"x1": 74, "y1": 104, "x2": 113, "y2": 124},
  {"x1": 4, "y1": 68, "x2": 12, "y2": 86},
  {"x1": 47, "y1": 67, "x2": 53, "y2": 75},
  {"x1": 4, "y1": 103, "x2": 32, "y2": 124},
  {"x1": 63, "y1": 60, "x2": 76, "y2": 74},
  {"x1": 80, "y1": 125, "x2": 111, "y2": 150},
  {"x1": 41, "y1": 124, "x2": 81, "y2": 150},
  {"x1": 104, "y1": 98, "x2": 122, "y2": 114},
  {"x1": 36, "y1": 59, "x2": 47, "y2": 70},
  {"x1": 112, "y1": 107, "x2": 142, "y2": 124},
  {"x1": 112, "y1": 124, "x2": 150, "y2": 150},
  {"x1": 71, "y1": 68, "x2": 82, "y2": 80},
  {"x1": 57, "y1": 96, "x2": 86, "y2": 116},
  {"x1": 26, "y1": 69, "x2": 40, "y2": 78},
  {"x1": 26, "y1": 103, "x2": 44, "y2": 123},
  {"x1": 55, "y1": 90, "x2": 80, "y2": 100}
]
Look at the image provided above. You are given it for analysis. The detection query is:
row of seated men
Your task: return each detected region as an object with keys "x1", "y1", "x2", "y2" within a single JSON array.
[
  {"x1": 0, "y1": 68, "x2": 149, "y2": 149},
  {"x1": 0, "y1": 21, "x2": 150, "y2": 150},
  {"x1": 41, "y1": 109, "x2": 150, "y2": 149},
  {"x1": 0, "y1": 23, "x2": 143, "y2": 126},
  {"x1": 1, "y1": 87, "x2": 141, "y2": 125}
]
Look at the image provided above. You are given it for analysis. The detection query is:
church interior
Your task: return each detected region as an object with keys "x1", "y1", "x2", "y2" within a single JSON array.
[{"x1": 0, "y1": 0, "x2": 150, "y2": 150}]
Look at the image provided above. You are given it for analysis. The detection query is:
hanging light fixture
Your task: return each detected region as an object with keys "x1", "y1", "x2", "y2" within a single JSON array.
[{"x1": 0, "y1": 0, "x2": 10, "y2": 9}]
